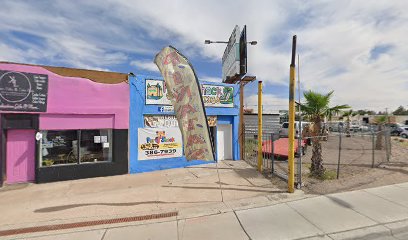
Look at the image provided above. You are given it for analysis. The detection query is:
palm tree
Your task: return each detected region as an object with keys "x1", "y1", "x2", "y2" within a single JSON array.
[{"x1": 301, "y1": 90, "x2": 350, "y2": 178}]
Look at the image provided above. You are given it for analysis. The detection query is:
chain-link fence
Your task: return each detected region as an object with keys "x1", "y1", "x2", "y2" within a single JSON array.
[
  {"x1": 242, "y1": 125, "x2": 392, "y2": 186},
  {"x1": 243, "y1": 130, "x2": 296, "y2": 180},
  {"x1": 243, "y1": 130, "x2": 275, "y2": 172},
  {"x1": 319, "y1": 127, "x2": 391, "y2": 179}
]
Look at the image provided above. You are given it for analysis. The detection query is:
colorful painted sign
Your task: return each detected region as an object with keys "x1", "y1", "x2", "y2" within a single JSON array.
[
  {"x1": 145, "y1": 80, "x2": 234, "y2": 108},
  {"x1": 145, "y1": 79, "x2": 172, "y2": 105},
  {"x1": 0, "y1": 70, "x2": 48, "y2": 112},
  {"x1": 154, "y1": 46, "x2": 214, "y2": 161},
  {"x1": 201, "y1": 84, "x2": 234, "y2": 107},
  {"x1": 138, "y1": 128, "x2": 182, "y2": 160},
  {"x1": 145, "y1": 115, "x2": 217, "y2": 128}
]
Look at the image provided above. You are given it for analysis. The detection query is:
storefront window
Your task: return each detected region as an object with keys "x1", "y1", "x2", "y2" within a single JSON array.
[
  {"x1": 79, "y1": 130, "x2": 112, "y2": 163},
  {"x1": 40, "y1": 130, "x2": 78, "y2": 167},
  {"x1": 39, "y1": 129, "x2": 112, "y2": 167}
]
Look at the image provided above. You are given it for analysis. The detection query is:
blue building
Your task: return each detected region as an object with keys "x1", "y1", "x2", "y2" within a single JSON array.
[{"x1": 129, "y1": 75, "x2": 240, "y2": 173}]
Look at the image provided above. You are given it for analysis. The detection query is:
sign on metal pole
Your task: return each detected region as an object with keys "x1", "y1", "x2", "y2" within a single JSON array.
[
  {"x1": 222, "y1": 25, "x2": 240, "y2": 83},
  {"x1": 222, "y1": 25, "x2": 249, "y2": 83},
  {"x1": 239, "y1": 25, "x2": 247, "y2": 76}
]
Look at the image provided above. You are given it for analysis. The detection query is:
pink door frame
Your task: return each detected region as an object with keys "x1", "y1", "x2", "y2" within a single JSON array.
[{"x1": 6, "y1": 129, "x2": 36, "y2": 183}]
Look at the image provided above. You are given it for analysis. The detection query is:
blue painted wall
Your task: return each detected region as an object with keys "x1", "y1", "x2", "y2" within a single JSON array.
[{"x1": 129, "y1": 75, "x2": 240, "y2": 173}]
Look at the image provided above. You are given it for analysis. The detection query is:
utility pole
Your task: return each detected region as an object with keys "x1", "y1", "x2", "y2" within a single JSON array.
[
  {"x1": 297, "y1": 54, "x2": 302, "y2": 189},
  {"x1": 288, "y1": 35, "x2": 297, "y2": 193}
]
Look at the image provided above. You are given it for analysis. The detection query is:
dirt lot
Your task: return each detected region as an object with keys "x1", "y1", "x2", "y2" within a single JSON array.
[{"x1": 267, "y1": 134, "x2": 408, "y2": 195}]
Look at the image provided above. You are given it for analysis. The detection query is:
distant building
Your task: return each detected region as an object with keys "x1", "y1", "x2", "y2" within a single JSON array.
[
  {"x1": 366, "y1": 115, "x2": 408, "y2": 125},
  {"x1": 244, "y1": 113, "x2": 281, "y2": 134}
]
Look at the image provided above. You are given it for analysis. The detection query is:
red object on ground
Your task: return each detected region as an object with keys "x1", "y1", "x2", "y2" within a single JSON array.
[{"x1": 262, "y1": 138, "x2": 306, "y2": 157}]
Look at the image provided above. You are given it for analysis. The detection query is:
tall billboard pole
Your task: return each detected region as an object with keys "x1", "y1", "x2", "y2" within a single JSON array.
[{"x1": 205, "y1": 25, "x2": 257, "y2": 160}]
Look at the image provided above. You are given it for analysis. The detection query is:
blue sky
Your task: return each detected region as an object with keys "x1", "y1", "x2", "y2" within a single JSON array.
[{"x1": 0, "y1": 0, "x2": 407, "y2": 113}]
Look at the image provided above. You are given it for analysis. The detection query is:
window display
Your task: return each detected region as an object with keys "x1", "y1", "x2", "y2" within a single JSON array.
[
  {"x1": 80, "y1": 130, "x2": 112, "y2": 163},
  {"x1": 39, "y1": 129, "x2": 112, "y2": 167},
  {"x1": 40, "y1": 130, "x2": 78, "y2": 166}
]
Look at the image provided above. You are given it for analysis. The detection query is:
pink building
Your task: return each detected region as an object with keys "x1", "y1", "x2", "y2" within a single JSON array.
[{"x1": 0, "y1": 62, "x2": 129, "y2": 185}]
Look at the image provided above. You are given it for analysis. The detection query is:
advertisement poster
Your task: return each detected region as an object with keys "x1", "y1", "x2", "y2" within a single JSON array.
[
  {"x1": 145, "y1": 79, "x2": 172, "y2": 105},
  {"x1": 138, "y1": 128, "x2": 183, "y2": 160},
  {"x1": 201, "y1": 84, "x2": 234, "y2": 107},
  {"x1": 154, "y1": 46, "x2": 214, "y2": 161}
]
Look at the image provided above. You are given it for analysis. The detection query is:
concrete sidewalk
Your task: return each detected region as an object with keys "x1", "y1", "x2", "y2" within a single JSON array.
[
  {"x1": 2, "y1": 161, "x2": 408, "y2": 239},
  {"x1": 6, "y1": 182, "x2": 408, "y2": 240},
  {"x1": 0, "y1": 160, "x2": 306, "y2": 237}
]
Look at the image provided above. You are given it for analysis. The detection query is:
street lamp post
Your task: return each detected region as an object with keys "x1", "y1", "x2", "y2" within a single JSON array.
[{"x1": 204, "y1": 40, "x2": 258, "y2": 45}]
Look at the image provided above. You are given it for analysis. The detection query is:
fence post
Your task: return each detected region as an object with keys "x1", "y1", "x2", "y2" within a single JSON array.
[
  {"x1": 371, "y1": 127, "x2": 375, "y2": 168},
  {"x1": 271, "y1": 133, "x2": 274, "y2": 175},
  {"x1": 297, "y1": 127, "x2": 302, "y2": 189},
  {"x1": 384, "y1": 129, "x2": 388, "y2": 162},
  {"x1": 337, "y1": 126, "x2": 342, "y2": 179},
  {"x1": 262, "y1": 133, "x2": 265, "y2": 169},
  {"x1": 389, "y1": 128, "x2": 392, "y2": 157},
  {"x1": 257, "y1": 81, "x2": 263, "y2": 172},
  {"x1": 386, "y1": 128, "x2": 391, "y2": 162},
  {"x1": 242, "y1": 125, "x2": 245, "y2": 161}
]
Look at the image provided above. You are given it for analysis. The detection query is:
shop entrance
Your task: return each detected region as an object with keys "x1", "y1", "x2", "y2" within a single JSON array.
[
  {"x1": 209, "y1": 126, "x2": 216, "y2": 154},
  {"x1": 217, "y1": 124, "x2": 232, "y2": 160},
  {"x1": 6, "y1": 130, "x2": 36, "y2": 184}
]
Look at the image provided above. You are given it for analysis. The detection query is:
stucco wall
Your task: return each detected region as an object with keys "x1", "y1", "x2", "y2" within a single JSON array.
[
  {"x1": 0, "y1": 64, "x2": 129, "y2": 130},
  {"x1": 129, "y1": 74, "x2": 240, "y2": 173}
]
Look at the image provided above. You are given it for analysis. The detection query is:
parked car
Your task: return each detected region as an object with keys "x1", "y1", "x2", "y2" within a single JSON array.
[
  {"x1": 327, "y1": 122, "x2": 344, "y2": 132},
  {"x1": 279, "y1": 121, "x2": 310, "y2": 138},
  {"x1": 387, "y1": 123, "x2": 405, "y2": 136},
  {"x1": 400, "y1": 127, "x2": 408, "y2": 138},
  {"x1": 392, "y1": 127, "x2": 405, "y2": 136},
  {"x1": 359, "y1": 125, "x2": 370, "y2": 132},
  {"x1": 350, "y1": 123, "x2": 360, "y2": 132}
]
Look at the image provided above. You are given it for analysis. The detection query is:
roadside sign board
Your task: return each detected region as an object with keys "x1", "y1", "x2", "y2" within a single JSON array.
[
  {"x1": 201, "y1": 84, "x2": 234, "y2": 107},
  {"x1": 222, "y1": 25, "x2": 240, "y2": 82},
  {"x1": 239, "y1": 25, "x2": 247, "y2": 76}
]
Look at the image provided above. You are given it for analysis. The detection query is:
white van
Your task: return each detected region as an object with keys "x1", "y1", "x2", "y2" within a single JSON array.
[{"x1": 279, "y1": 121, "x2": 310, "y2": 138}]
